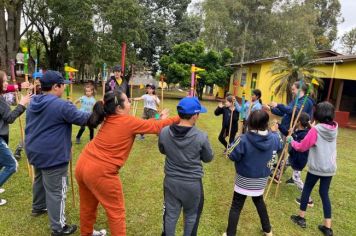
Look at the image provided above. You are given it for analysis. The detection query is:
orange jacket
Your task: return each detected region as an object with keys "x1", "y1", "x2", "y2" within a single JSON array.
[{"x1": 79, "y1": 114, "x2": 180, "y2": 167}]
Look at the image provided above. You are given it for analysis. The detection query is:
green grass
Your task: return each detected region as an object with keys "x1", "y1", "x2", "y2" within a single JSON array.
[{"x1": 1, "y1": 85, "x2": 356, "y2": 235}]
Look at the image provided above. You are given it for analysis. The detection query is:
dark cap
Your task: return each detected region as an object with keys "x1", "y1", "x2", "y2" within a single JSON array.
[
  {"x1": 113, "y1": 65, "x2": 122, "y2": 72},
  {"x1": 40, "y1": 70, "x2": 70, "y2": 85},
  {"x1": 177, "y1": 97, "x2": 207, "y2": 115}
]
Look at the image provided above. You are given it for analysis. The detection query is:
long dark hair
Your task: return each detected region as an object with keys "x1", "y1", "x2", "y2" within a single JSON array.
[
  {"x1": 252, "y1": 89, "x2": 262, "y2": 104},
  {"x1": 298, "y1": 112, "x2": 311, "y2": 129},
  {"x1": 87, "y1": 91, "x2": 125, "y2": 128}
]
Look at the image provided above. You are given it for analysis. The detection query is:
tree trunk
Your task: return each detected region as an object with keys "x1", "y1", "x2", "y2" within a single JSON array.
[{"x1": 0, "y1": 6, "x2": 7, "y2": 71}]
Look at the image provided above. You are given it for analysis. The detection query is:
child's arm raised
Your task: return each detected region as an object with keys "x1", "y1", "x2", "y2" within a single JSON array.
[
  {"x1": 214, "y1": 102, "x2": 224, "y2": 116},
  {"x1": 290, "y1": 127, "x2": 318, "y2": 152},
  {"x1": 61, "y1": 101, "x2": 91, "y2": 126}
]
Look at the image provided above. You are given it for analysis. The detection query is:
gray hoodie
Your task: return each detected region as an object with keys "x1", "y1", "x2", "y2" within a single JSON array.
[
  {"x1": 308, "y1": 123, "x2": 338, "y2": 176},
  {"x1": 0, "y1": 95, "x2": 26, "y2": 136},
  {"x1": 158, "y1": 125, "x2": 213, "y2": 180}
]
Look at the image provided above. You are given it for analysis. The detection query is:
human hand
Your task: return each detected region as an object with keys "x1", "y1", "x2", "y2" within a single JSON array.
[
  {"x1": 269, "y1": 102, "x2": 278, "y2": 108},
  {"x1": 262, "y1": 104, "x2": 271, "y2": 111},
  {"x1": 218, "y1": 102, "x2": 223, "y2": 108},
  {"x1": 160, "y1": 108, "x2": 169, "y2": 120},
  {"x1": 286, "y1": 136, "x2": 293, "y2": 144},
  {"x1": 310, "y1": 120, "x2": 316, "y2": 127},
  {"x1": 19, "y1": 93, "x2": 33, "y2": 106},
  {"x1": 20, "y1": 81, "x2": 31, "y2": 89}
]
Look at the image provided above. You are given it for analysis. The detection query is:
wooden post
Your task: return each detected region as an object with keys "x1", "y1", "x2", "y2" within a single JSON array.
[
  {"x1": 190, "y1": 64, "x2": 195, "y2": 97},
  {"x1": 335, "y1": 80, "x2": 344, "y2": 111},
  {"x1": 327, "y1": 62, "x2": 336, "y2": 102}
]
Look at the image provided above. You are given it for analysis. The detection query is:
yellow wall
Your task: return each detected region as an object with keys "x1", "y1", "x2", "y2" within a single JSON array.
[
  {"x1": 316, "y1": 62, "x2": 356, "y2": 80},
  {"x1": 229, "y1": 60, "x2": 356, "y2": 105}
]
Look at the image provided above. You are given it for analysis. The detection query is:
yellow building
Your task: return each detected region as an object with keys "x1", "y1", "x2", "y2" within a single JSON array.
[{"x1": 227, "y1": 50, "x2": 356, "y2": 127}]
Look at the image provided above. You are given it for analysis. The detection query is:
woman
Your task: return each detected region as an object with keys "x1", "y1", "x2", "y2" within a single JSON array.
[{"x1": 75, "y1": 90, "x2": 179, "y2": 236}]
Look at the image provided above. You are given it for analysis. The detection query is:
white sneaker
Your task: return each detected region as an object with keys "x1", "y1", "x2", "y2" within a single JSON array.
[
  {"x1": 0, "y1": 188, "x2": 4, "y2": 194},
  {"x1": 93, "y1": 229, "x2": 107, "y2": 236},
  {"x1": 0, "y1": 199, "x2": 7, "y2": 206},
  {"x1": 222, "y1": 233, "x2": 227, "y2": 236}
]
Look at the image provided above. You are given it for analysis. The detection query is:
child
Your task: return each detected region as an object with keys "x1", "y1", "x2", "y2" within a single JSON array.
[
  {"x1": 133, "y1": 83, "x2": 160, "y2": 140},
  {"x1": 223, "y1": 110, "x2": 282, "y2": 236},
  {"x1": 74, "y1": 83, "x2": 96, "y2": 143},
  {"x1": 25, "y1": 70, "x2": 91, "y2": 235},
  {"x1": 215, "y1": 95, "x2": 239, "y2": 152},
  {"x1": 0, "y1": 70, "x2": 31, "y2": 206},
  {"x1": 285, "y1": 112, "x2": 314, "y2": 207},
  {"x1": 75, "y1": 90, "x2": 179, "y2": 236},
  {"x1": 235, "y1": 89, "x2": 263, "y2": 120},
  {"x1": 290, "y1": 102, "x2": 337, "y2": 236},
  {"x1": 159, "y1": 97, "x2": 213, "y2": 236}
]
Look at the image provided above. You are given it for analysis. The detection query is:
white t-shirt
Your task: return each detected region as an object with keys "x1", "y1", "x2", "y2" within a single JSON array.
[{"x1": 142, "y1": 94, "x2": 159, "y2": 111}]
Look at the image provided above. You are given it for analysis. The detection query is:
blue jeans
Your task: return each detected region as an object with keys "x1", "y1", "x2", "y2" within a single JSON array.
[
  {"x1": 0, "y1": 137, "x2": 18, "y2": 187},
  {"x1": 300, "y1": 172, "x2": 332, "y2": 218}
]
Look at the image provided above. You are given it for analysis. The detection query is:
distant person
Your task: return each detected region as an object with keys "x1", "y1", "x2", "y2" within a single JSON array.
[{"x1": 105, "y1": 65, "x2": 130, "y2": 97}]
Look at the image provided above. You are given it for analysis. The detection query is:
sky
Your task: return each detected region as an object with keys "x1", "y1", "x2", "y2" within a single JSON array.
[{"x1": 188, "y1": 0, "x2": 356, "y2": 52}]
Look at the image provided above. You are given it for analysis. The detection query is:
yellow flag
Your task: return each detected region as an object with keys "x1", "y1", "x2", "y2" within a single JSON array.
[
  {"x1": 191, "y1": 65, "x2": 205, "y2": 72},
  {"x1": 65, "y1": 66, "x2": 78, "y2": 72},
  {"x1": 311, "y1": 78, "x2": 320, "y2": 86}
]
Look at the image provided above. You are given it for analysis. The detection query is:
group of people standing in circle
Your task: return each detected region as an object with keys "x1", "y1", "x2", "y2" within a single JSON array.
[{"x1": 0, "y1": 64, "x2": 338, "y2": 236}]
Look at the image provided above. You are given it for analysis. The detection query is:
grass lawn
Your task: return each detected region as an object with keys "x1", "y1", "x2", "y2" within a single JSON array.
[{"x1": 1, "y1": 85, "x2": 356, "y2": 235}]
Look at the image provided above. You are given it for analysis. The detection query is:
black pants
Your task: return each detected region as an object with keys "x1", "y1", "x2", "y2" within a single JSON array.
[
  {"x1": 226, "y1": 192, "x2": 271, "y2": 235},
  {"x1": 76, "y1": 126, "x2": 94, "y2": 140},
  {"x1": 300, "y1": 172, "x2": 332, "y2": 218},
  {"x1": 218, "y1": 128, "x2": 237, "y2": 148}
]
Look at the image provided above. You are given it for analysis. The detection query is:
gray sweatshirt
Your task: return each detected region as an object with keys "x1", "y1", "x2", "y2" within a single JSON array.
[
  {"x1": 308, "y1": 123, "x2": 338, "y2": 176},
  {"x1": 0, "y1": 95, "x2": 26, "y2": 136},
  {"x1": 158, "y1": 125, "x2": 213, "y2": 180}
]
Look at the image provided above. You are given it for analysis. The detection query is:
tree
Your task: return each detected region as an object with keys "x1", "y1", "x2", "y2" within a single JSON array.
[
  {"x1": 306, "y1": 0, "x2": 343, "y2": 50},
  {"x1": 270, "y1": 49, "x2": 323, "y2": 103},
  {"x1": 138, "y1": 0, "x2": 201, "y2": 73},
  {"x1": 341, "y1": 28, "x2": 356, "y2": 55},
  {"x1": 0, "y1": 0, "x2": 26, "y2": 72},
  {"x1": 159, "y1": 41, "x2": 233, "y2": 99}
]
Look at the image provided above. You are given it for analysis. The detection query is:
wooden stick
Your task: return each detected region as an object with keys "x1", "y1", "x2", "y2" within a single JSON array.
[
  {"x1": 226, "y1": 105, "x2": 235, "y2": 158},
  {"x1": 70, "y1": 151, "x2": 75, "y2": 208}
]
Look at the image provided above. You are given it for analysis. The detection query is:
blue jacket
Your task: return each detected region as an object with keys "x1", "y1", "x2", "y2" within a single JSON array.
[
  {"x1": 289, "y1": 129, "x2": 309, "y2": 171},
  {"x1": 25, "y1": 94, "x2": 90, "y2": 169},
  {"x1": 271, "y1": 96, "x2": 314, "y2": 136},
  {"x1": 229, "y1": 131, "x2": 282, "y2": 178}
]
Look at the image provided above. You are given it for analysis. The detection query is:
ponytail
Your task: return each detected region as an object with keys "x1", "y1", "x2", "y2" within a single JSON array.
[
  {"x1": 87, "y1": 90, "x2": 125, "y2": 128},
  {"x1": 252, "y1": 89, "x2": 262, "y2": 104}
]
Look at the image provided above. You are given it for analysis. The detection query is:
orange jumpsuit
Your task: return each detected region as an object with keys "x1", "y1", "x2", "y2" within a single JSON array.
[{"x1": 75, "y1": 114, "x2": 179, "y2": 236}]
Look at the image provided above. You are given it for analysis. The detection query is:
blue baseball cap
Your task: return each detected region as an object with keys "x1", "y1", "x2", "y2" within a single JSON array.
[
  {"x1": 40, "y1": 70, "x2": 70, "y2": 85},
  {"x1": 177, "y1": 97, "x2": 207, "y2": 115}
]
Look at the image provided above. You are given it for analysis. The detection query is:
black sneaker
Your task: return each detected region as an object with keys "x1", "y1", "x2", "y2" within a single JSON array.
[
  {"x1": 14, "y1": 144, "x2": 23, "y2": 160},
  {"x1": 295, "y1": 197, "x2": 314, "y2": 207},
  {"x1": 291, "y1": 215, "x2": 306, "y2": 228},
  {"x1": 31, "y1": 209, "x2": 47, "y2": 217},
  {"x1": 51, "y1": 224, "x2": 77, "y2": 236},
  {"x1": 285, "y1": 178, "x2": 295, "y2": 185},
  {"x1": 318, "y1": 225, "x2": 333, "y2": 236}
]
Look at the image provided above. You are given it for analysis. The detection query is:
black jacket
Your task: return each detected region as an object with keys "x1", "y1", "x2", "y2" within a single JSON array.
[
  {"x1": 214, "y1": 106, "x2": 239, "y2": 133},
  {"x1": 105, "y1": 76, "x2": 130, "y2": 97},
  {"x1": 289, "y1": 129, "x2": 309, "y2": 171}
]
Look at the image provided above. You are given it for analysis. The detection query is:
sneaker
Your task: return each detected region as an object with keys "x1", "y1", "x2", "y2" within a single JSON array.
[
  {"x1": 93, "y1": 229, "x2": 107, "y2": 236},
  {"x1": 290, "y1": 215, "x2": 306, "y2": 228},
  {"x1": 31, "y1": 208, "x2": 48, "y2": 217},
  {"x1": 318, "y1": 225, "x2": 333, "y2": 236},
  {"x1": 51, "y1": 224, "x2": 77, "y2": 236},
  {"x1": 264, "y1": 231, "x2": 273, "y2": 236},
  {"x1": 285, "y1": 178, "x2": 295, "y2": 185},
  {"x1": 0, "y1": 199, "x2": 7, "y2": 206},
  {"x1": 14, "y1": 144, "x2": 23, "y2": 160},
  {"x1": 0, "y1": 188, "x2": 4, "y2": 194},
  {"x1": 75, "y1": 138, "x2": 81, "y2": 144},
  {"x1": 222, "y1": 233, "x2": 227, "y2": 236},
  {"x1": 295, "y1": 197, "x2": 314, "y2": 207}
]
